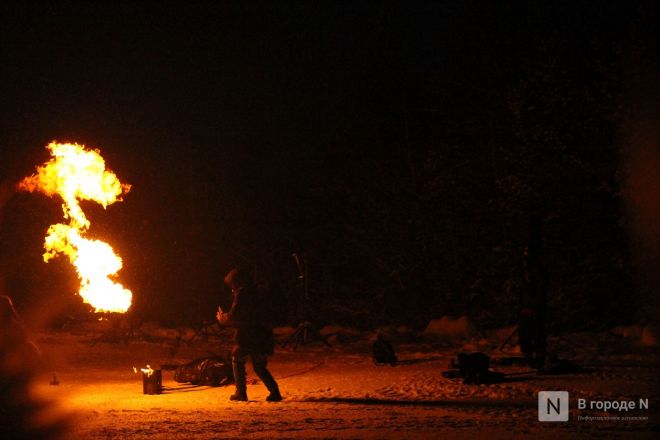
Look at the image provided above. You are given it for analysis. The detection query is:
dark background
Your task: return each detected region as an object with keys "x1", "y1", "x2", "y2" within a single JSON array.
[{"x1": 1, "y1": 2, "x2": 658, "y2": 332}]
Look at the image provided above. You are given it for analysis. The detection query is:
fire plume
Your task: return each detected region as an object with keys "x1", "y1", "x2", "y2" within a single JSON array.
[{"x1": 19, "y1": 142, "x2": 132, "y2": 313}]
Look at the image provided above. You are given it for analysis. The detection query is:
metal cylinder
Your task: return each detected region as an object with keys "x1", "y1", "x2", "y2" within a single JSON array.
[{"x1": 142, "y1": 369, "x2": 162, "y2": 395}]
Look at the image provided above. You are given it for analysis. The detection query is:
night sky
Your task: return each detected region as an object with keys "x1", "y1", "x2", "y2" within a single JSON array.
[{"x1": 1, "y1": 2, "x2": 658, "y2": 328}]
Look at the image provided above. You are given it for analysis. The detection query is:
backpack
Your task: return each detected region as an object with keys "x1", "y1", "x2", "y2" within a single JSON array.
[{"x1": 173, "y1": 356, "x2": 234, "y2": 387}]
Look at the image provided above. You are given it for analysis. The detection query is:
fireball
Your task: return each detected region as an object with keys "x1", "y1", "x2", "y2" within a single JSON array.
[{"x1": 19, "y1": 141, "x2": 132, "y2": 313}]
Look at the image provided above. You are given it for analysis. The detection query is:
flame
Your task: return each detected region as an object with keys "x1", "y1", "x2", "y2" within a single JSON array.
[
  {"x1": 141, "y1": 365, "x2": 153, "y2": 377},
  {"x1": 19, "y1": 141, "x2": 132, "y2": 313}
]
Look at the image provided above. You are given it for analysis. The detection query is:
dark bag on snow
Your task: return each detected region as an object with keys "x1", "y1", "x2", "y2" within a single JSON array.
[
  {"x1": 442, "y1": 352, "x2": 506, "y2": 385},
  {"x1": 372, "y1": 336, "x2": 398, "y2": 366},
  {"x1": 173, "y1": 356, "x2": 234, "y2": 387},
  {"x1": 457, "y1": 352, "x2": 490, "y2": 382}
]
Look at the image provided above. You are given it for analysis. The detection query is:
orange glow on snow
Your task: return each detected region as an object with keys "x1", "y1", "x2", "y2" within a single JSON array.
[{"x1": 19, "y1": 142, "x2": 132, "y2": 313}]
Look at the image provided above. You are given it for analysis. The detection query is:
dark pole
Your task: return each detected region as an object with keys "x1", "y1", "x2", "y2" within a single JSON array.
[{"x1": 292, "y1": 253, "x2": 305, "y2": 321}]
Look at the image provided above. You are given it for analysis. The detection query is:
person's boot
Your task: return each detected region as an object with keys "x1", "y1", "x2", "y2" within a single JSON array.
[
  {"x1": 266, "y1": 389, "x2": 282, "y2": 402},
  {"x1": 261, "y1": 371, "x2": 281, "y2": 402},
  {"x1": 230, "y1": 390, "x2": 247, "y2": 401},
  {"x1": 230, "y1": 359, "x2": 247, "y2": 401},
  {"x1": 253, "y1": 361, "x2": 282, "y2": 402}
]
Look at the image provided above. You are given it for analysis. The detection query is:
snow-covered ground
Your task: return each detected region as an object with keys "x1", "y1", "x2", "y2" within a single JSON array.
[{"x1": 26, "y1": 323, "x2": 659, "y2": 439}]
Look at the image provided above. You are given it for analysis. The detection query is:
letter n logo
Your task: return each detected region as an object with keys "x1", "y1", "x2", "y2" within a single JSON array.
[{"x1": 538, "y1": 391, "x2": 569, "y2": 421}]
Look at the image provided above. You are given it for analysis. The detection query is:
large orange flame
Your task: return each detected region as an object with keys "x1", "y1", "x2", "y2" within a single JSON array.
[{"x1": 19, "y1": 142, "x2": 132, "y2": 313}]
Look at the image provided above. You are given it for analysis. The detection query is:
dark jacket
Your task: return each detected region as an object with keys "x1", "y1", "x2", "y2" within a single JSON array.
[{"x1": 219, "y1": 284, "x2": 274, "y2": 356}]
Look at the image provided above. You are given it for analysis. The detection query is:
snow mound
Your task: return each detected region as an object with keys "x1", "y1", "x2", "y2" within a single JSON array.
[
  {"x1": 369, "y1": 325, "x2": 418, "y2": 343},
  {"x1": 612, "y1": 324, "x2": 657, "y2": 346},
  {"x1": 641, "y1": 326, "x2": 657, "y2": 347},
  {"x1": 422, "y1": 316, "x2": 477, "y2": 341},
  {"x1": 273, "y1": 326, "x2": 296, "y2": 338},
  {"x1": 319, "y1": 325, "x2": 365, "y2": 344},
  {"x1": 140, "y1": 321, "x2": 181, "y2": 339},
  {"x1": 612, "y1": 324, "x2": 644, "y2": 340}
]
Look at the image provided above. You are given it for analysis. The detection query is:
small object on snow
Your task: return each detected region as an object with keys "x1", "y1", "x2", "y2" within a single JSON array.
[
  {"x1": 49, "y1": 373, "x2": 59, "y2": 386},
  {"x1": 372, "y1": 333, "x2": 398, "y2": 366},
  {"x1": 441, "y1": 352, "x2": 507, "y2": 385}
]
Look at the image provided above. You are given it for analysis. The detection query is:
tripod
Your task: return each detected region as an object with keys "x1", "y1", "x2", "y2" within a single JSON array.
[{"x1": 280, "y1": 254, "x2": 330, "y2": 350}]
